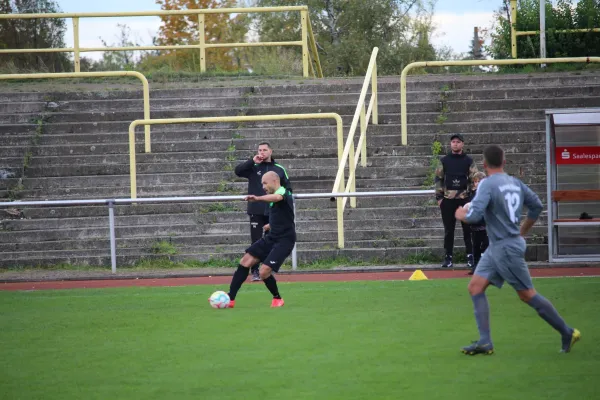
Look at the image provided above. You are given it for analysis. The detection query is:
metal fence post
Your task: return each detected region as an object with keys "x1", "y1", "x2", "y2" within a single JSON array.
[
  {"x1": 72, "y1": 17, "x2": 81, "y2": 72},
  {"x1": 198, "y1": 14, "x2": 206, "y2": 73},
  {"x1": 292, "y1": 200, "x2": 298, "y2": 270},
  {"x1": 108, "y1": 200, "x2": 117, "y2": 274},
  {"x1": 511, "y1": 0, "x2": 518, "y2": 58},
  {"x1": 371, "y1": 61, "x2": 378, "y2": 125},
  {"x1": 360, "y1": 103, "x2": 367, "y2": 167},
  {"x1": 300, "y1": 10, "x2": 309, "y2": 78},
  {"x1": 540, "y1": 0, "x2": 546, "y2": 67}
]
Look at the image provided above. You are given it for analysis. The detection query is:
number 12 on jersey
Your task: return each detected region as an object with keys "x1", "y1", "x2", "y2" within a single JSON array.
[{"x1": 504, "y1": 192, "x2": 520, "y2": 224}]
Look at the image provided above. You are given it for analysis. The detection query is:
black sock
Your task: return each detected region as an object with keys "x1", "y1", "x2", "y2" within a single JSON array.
[
  {"x1": 228, "y1": 265, "x2": 249, "y2": 300},
  {"x1": 263, "y1": 275, "x2": 281, "y2": 299}
]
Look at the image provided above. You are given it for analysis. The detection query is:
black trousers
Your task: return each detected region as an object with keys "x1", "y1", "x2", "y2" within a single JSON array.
[
  {"x1": 440, "y1": 198, "x2": 473, "y2": 256},
  {"x1": 471, "y1": 229, "x2": 489, "y2": 267},
  {"x1": 249, "y1": 214, "x2": 269, "y2": 272}
]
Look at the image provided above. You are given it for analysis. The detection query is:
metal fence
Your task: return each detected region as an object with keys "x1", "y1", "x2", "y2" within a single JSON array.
[
  {"x1": 400, "y1": 57, "x2": 600, "y2": 146},
  {"x1": 127, "y1": 113, "x2": 344, "y2": 200},
  {"x1": 0, "y1": 71, "x2": 153, "y2": 152},
  {"x1": 0, "y1": 6, "x2": 323, "y2": 78},
  {"x1": 509, "y1": 0, "x2": 600, "y2": 59},
  {"x1": 0, "y1": 190, "x2": 433, "y2": 273},
  {"x1": 331, "y1": 47, "x2": 379, "y2": 248}
]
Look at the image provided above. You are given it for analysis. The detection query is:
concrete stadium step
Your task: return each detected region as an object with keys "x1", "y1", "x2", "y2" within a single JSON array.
[
  {"x1": 2, "y1": 70, "x2": 597, "y2": 267},
  {"x1": 0, "y1": 107, "x2": 556, "y2": 135},
  {"x1": 2, "y1": 93, "x2": 598, "y2": 132},
  {"x1": 0, "y1": 206, "x2": 443, "y2": 231},
  {"x1": 0, "y1": 197, "x2": 447, "y2": 220},
  {"x1": 12, "y1": 177, "x2": 439, "y2": 199},
  {"x1": 4, "y1": 94, "x2": 600, "y2": 125},
  {"x1": 22, "y1": 128, "x2": 545, "y2": 161},
  {"x1": 0, "y1": 123, "x2": 548, "y2": 148},
  {"x1": 0, "y1": 243, "x2": 548, "y2": 268},
  {"x1": 2, "y1": 70, "x2": 599, "y2": 101},
  {"x1": 25, "y1": 135, "x2": 546, "y2": 161},
  {"x1": 0, "y1": 210, "x2": 550, "y2": 235},
  {"x1": 0, "y1": 234, "x2": 547, "y2": 261},
  {"x1": 0, "y1": 224, "x2": 548, "y2": 250},
  {"x1": 0, "y1": 231, "x2": 548, "y2": 255},
  {"x1": 6, "y1": 83, "x2": 600, "y2": 114},
  {"x1": 0, "y1": 98, "x2": 587, "y2": 125},
  {"x1": 0, "y1": 108, "x2": 551, "y2": 136},
  {"x1": 19, "y1": 151, "x2": 545, "y2": 180},
  {"x1": 17, "y1": 163, "x2": 546, "y2": 190},
  {"x1": 16, "y1": 165, "x2": 432, "y2": 189},
  {"x1": 3, "y1": 130, "x2": 543, "y2": 159}
]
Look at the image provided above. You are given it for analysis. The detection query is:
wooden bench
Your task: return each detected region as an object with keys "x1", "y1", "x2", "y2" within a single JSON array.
[{"x1": 551, "y1": 190, "x2": 600, "y2": 225}]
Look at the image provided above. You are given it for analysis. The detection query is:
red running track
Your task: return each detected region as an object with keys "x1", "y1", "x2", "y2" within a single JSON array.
[{"x1": 1, "y1": 267, "x2": 599, "y2": 291}]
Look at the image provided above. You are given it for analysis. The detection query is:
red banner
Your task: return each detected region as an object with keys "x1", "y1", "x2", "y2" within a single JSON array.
[{"x1": 555, "y1": 146, "x2": 600, "y2": 165}]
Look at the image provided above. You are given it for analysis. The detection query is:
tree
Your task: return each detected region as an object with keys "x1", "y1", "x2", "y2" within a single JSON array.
[
  {"x1": 469, "y1": 27, "x2": 486, "y2": 60},
  {"x1": 0, "y1": 0, "x2": 71, "y2": 72},
  {"x1": 488, "y1": 0, "x2": 600, "y2": 61},
  {"x1": 152, "y1": 0, "x2": 250, "y2": 71},
  {"x1": 254, "y1": 0, "x2": 438, "y2": 76}
]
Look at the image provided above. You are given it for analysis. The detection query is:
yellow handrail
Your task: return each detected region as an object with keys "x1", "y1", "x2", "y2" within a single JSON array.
[
  {"x1": 509, "y1": 0, "x2": 600, "y2": 58},
  {"x1": 0, "y1": 71, "x2": 152, "y2": 153},
  {"x1": 0, "y1": 6, "x2": 323, "y2": 78},
  {"x1": 128, "y1": 113, "x2": 343, "y2": 199},
  {"x1": 400, "y1": 57, "x2": 600, "y2": 146},
  {"x1": 331, "y1": 47, "x2": 379, "y2": 249},
  {"x1": 306, "y1": 14, "x2": 324, "y2": 79}
]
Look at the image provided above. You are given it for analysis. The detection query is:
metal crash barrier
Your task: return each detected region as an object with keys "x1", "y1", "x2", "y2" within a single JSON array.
[
  {"x1": 331, "y1": 47, "x2": 379, "y2": 248},
  {"x1": 127, "y1": 113, "x2": 344, "y2": 200},
  {"x1": 400, "y1": 57, "x2": 600, "y2": 146},
  {"x1": 0, "y1": 6, "x2": 323, "y2": 78},
  {"x1": 0, "y1": 190, "x2": 433, "y2": 273},
  {"x1": 0, "y1": 71, "x2": 153, "y2": 153},
  {"x1": 509, "y1": 0, "x2": 600, "y2": 59}
]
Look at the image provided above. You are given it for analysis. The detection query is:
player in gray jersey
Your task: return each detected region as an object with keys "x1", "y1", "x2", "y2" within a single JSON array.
[{"x1": 455, "y1": 145, "x2": 580, "y2": 355}]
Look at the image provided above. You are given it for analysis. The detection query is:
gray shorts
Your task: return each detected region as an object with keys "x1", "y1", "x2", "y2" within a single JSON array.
[{"x1": 474, "y1": 236, "x2": 534, "y2": 291}]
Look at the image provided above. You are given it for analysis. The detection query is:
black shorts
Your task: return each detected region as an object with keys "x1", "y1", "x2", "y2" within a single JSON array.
[{"x1": 245, "y1": 235, "x2": 295, "y2": 272}]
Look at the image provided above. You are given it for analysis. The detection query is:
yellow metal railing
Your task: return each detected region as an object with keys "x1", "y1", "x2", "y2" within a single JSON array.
[
  {"x1": 0, "y1": 71, "x2": 152, "y2": 152},
  {"x1": 509, "y1": 0, "x2": 600, "y2": 58},
  {"x1": 0, "y1": 6, "x2": 323, "y2": 78},
  {"x1": 128, "y1": 113, "x2": 343, "y2": 199},
  {"x1": 400, "y1": 57, "x2": 600, "y2": 146},
  {"x1": 331, "y1": 47, "x2": 379, "y2": 249}
]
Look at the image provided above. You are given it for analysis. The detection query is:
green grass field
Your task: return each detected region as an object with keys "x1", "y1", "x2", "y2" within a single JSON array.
[{"x1": 1, "y1": 277, "x2": 599, "y2": 400}]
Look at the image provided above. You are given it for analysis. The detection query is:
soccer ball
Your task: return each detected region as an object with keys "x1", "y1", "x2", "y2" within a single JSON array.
[{"x1": 209, "y1": 291, "x2": 230, "y2": 309}]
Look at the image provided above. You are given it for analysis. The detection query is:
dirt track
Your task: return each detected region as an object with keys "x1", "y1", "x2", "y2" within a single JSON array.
[{"x1": 2, "y1": 267, "x2": 599, "y2": 291}]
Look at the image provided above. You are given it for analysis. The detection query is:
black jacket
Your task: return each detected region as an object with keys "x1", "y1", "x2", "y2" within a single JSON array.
[{"x1": 235, "y1": 158, "x2": 292, "y2": 216}]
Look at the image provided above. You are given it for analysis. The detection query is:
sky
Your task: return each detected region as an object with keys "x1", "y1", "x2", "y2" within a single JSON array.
[{"x1": 56, "y1": 0, "x2": 505, "y2": 61}]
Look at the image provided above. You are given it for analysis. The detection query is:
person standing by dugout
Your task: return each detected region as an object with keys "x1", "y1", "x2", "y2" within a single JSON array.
[
  {"x1": 434, "y1": 134, "x2": 478, "y2": 269},
  {"x1": 235, "y1": 142, "x2": 292, "y2": 281}
]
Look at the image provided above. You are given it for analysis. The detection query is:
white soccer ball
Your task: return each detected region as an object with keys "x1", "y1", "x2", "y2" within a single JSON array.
[{"x1": 209, "y1": 291, "x2": 230, "y2": 309}]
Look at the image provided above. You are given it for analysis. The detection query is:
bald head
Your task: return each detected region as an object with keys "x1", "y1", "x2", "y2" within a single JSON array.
[{"x1": 262, "y1": 171, "x2": 281, "y2": 194}]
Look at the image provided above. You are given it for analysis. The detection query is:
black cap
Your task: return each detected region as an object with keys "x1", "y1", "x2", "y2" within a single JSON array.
[{"x1": 450, "y1": 134, "x2": 464, "y2": 142}]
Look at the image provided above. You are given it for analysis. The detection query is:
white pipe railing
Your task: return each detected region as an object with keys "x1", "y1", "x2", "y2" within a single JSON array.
[{"x1": 0, "y1": 190, "x2": 433, "y2": 273}]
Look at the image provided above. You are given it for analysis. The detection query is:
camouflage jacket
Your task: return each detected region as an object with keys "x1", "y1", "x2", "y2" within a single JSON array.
[{"x1": 434, "y1": 152, "x2": 478, "y2": 201}]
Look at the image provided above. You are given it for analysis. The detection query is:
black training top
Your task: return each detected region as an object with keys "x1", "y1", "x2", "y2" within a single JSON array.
[
  {"x1": 266, "y1": 186, "x2": 296, "y2": 241},
  {"x1": 234, "y1": 158, "x2": 292, "y2": 216}
]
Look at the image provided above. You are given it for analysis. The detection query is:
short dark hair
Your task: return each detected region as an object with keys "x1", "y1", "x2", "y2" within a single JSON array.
[
  {"x1": 483, "y1": 145, "x2": 504, "y2": 168},
  {"x1": 258, "y1": 142, "x2": 271, "y2": 148}
]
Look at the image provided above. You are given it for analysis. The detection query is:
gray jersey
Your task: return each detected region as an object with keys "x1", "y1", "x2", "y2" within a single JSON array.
[{"x1": 465, "y1": 173, "x2": 543, "y2": 243}]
